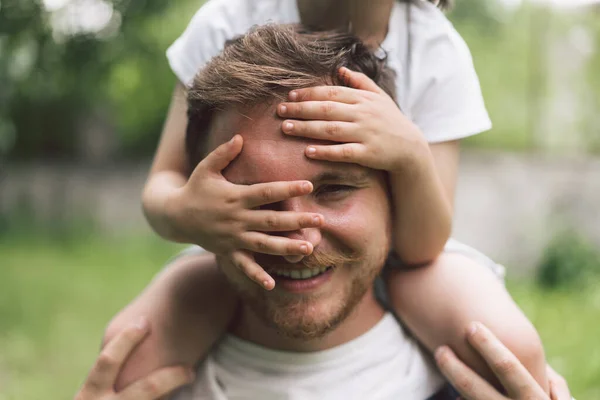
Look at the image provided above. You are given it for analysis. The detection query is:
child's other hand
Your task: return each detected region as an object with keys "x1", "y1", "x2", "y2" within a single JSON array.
[
  {"x1": 167, "y1": 135, "x2": 323, "y2": 290},
  {"x1": 277, "y1": 67, "x2": 428, "y2": 173},
  {"x1": 75, "y1": 318, "x2": 193, "y2": 400}
]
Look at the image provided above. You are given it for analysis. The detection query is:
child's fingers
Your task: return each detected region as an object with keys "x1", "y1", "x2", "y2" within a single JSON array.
[
  {"x1": 546, "y1": 365, "x2": 571, "y2": 400},
  {"x1": 242, "y1": 180, "x2": 313, "y2": 209},
  {"x1": 244, "y1": 210, "x2": 323, "y2": 232},
  {"x1": 277, "y1": 101, "x2": 355, "y2": 122},
  {"x1": 230, "y1": 250, "x2": 275, "y2": 290},
  {"x1": 287, "y1": 86, "x2": 360, "y2": 104},
  {"x1": 304, "y1": 143, "x2": 367, "y2": 165},
  {"x1": 119, "y1": 366, "x2": 194, "y2": 400},
  {"x1": 197, "y1": 134, "x2": 243, "y2": 173},
  {"x1": 84, "y1": 318, "x2": 150, "y2": 393},
  {"x1": 339, "y1": 67, "x2": 384, "y2": 94},
  {"x1": 466, "y1": 322, "x2": 547, "y2": 400},
  {"x1": 434, "y1": 346, "x2": 506, "y2": 400},
  {"x1": 238, "y1": 232, "x2": 313, "y2": 257},
  {"x1": 281, "y1": 120, "x2": 359, "y2": 143}
]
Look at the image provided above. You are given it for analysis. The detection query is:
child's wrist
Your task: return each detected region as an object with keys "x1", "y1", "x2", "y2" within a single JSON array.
[
  {"x1": 163, "y1": 187, "x2": 191, "y2": 243},
  {"x1": 389, "y1": 138, "x2": 431, "y2": 176}
]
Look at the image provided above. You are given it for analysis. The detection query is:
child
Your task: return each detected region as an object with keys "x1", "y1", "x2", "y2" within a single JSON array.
[{"x1": 107, "y1": 0, "x2": 548, "y2": 394}]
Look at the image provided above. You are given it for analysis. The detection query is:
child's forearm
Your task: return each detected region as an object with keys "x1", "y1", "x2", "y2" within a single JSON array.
[
  {"x1": 142, "y1": 171, "x2": 189, "y2": 243},
  {"x1": 104, "y1": 252, "x2": 238, "y2": 391},
  {"x1": 386, "y1": 253, "x2": 549, "y2": 393},
  {"x1": 389, "y1": 141, "x2": 452, "y2": 265},
  {"x1": 142, "y1": 82, "x2": 191, "y2": 243}
]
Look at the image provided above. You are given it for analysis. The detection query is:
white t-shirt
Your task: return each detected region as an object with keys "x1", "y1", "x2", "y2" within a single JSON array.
[
  {"x1": 166, "y1": 0, "x2": 492, "y2": 143},
  {"x1": 171, "y1": 313, "x2": 446, "y2": 400}
]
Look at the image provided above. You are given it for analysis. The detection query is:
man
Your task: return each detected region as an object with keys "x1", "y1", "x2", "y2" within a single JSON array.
[
  {"x1": 76, "y1": 24, "x2": 571, "y2": 400},
  {"x1": 175, "y1": 23, "x2": 447, "y2": 399}
]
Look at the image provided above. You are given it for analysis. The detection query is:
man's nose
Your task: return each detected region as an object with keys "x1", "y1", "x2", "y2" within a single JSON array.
[{"x1": 276, "y1": 198, "x2": 322, "y2": 263}]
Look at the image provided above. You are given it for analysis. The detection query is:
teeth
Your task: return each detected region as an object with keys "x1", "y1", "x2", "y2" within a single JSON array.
[
  {"x1": 272, "y1": 267, "x2": 331, "y2": 280},
  {"x1": 280, "y1": 270, "x2": 291, "y2": 277},
  {"x1": 290, "y1": 270, "x2": 302, "y2": 279}
]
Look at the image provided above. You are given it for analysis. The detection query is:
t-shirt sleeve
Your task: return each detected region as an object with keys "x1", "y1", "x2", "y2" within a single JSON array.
[
  {"x1": 406, "y1": 11, "x2": 492, "y2": 143},
  {"x1": 166, "y1": 0, "x2": 255, "y2": 87}
]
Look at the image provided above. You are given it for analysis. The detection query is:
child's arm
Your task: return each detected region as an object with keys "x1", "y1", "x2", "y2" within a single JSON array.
[
  {"x1": 141, "y1": 82, "x2": 192, "y2": 243},
  {"x1": 386, "y1": 253, "x2": 549, "y2": 393},
  {"x1": 387, "y1": 143, "x2": 453, "y2": 265},
  {"x1": 103, "y1": 252, "x2": 236, "y2": 390}
]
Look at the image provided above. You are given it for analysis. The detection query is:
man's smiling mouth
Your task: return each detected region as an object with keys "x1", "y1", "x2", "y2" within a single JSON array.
[{"x1": 271, "y1": 266, "x2": 333, "y2": 280}]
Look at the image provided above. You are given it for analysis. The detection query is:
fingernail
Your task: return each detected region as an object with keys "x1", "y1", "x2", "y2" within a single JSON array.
[
  {"x1": 284, "y1": 122, "x2": 294, "y2": 132},
  {"x1": 134, "y1": 316, "x2": 148, "y2": 331},
  {"x1": 229, "y1": 136, "x2": 236, "y2": 144},
  {"x1": 302, "y1": 182, "x2": 311, "y2": 191},
  {"x1": 289, "y1": 91, "x2": 298, "y2": 101},
  {"x1": 468, "y1": 322, "x2": 479, "y2": 336},
  {"x1": 263, "y1": 279, "x2": 274, "y2": 290},
  {"x1": 312, "y1": 216, "x2": 321, "y2": 225},
  {"x1": 306, "y1": 147, "x2": 316, "y2": 156},
  {"x1": 279, "y1": 104, "x2": 287, "y2": 114},
  {"x1": 300, "y1": 245, "x2": 309, "y2": 254}
]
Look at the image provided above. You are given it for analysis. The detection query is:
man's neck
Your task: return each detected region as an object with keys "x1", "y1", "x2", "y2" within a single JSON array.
[
  {"x1": 297, "y1": 0, "x2": 395, "y2": 48},
  {"x1": 230, "y1": 289, "x2": 385, "y2": 352}
]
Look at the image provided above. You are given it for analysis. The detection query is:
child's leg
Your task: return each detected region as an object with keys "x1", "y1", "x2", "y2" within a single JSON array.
[
  {"x1": 386, "y1": 252, "x2": 549, "y2": 393},
  {"x1": 103, "y1": 250, "x2": 238, "y2": 390}
]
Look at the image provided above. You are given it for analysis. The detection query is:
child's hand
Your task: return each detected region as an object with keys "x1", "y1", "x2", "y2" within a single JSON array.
[
  {"x1": 167, "y1": 135, "x2": 323, "y2": 290},
  {"x1": 277, "y1": 67, "x2": 428, "y2": 173},
  {"x1": 76, "y1": 318, "x2": 193, "y2": 400}
]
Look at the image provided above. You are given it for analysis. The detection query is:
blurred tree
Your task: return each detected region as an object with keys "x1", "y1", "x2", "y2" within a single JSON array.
[{"x1": 0, "y1": 0, "x2": 201, "y2": 161}]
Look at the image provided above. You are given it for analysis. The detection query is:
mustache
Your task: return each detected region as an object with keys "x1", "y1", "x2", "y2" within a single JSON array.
[{"x1": 262, "y1": 249, "x2": 362, "y2": 272}]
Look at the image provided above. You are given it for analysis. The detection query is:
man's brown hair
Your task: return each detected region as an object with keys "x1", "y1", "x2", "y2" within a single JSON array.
[{"x1": 186, "y1": 23, "x2": 396, "y2": 169}]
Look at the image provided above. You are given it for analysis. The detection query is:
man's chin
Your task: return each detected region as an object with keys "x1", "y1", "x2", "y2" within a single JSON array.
[
  {"x1": 268, "y1": 300, "x2": 342, "y2": 340},
  {"x1": 247, "y1": 290, "x2": 359, "y2": 341},
  {"x1": 235, "y1": 292, "x2": 330, "y2": 340}
]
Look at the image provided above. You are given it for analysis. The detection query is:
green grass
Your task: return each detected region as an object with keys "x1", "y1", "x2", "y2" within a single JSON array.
[{"x1": 1, "y1": 233, "x2": 599, "y2": 399}]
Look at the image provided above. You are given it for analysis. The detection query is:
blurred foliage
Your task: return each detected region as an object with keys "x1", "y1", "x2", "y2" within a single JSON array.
[
  {"x1": 452, "y1": 3, "x2": 600, "y2": 153},
  {"x1": 0, "y1": 0, "x2": 202, "y2": 160},
  {"x1": 449, "y1": 2, "x2": 545, "y2": 151},
  {"x1": 536, "y1": 230, "x2": 600, "y2": 289},
  {"x1": 583, "y1": 11, "x2": 600, "y2": 153},
  {"x1": 1, "y1": 0, "x2": 599, "y2": 161}
]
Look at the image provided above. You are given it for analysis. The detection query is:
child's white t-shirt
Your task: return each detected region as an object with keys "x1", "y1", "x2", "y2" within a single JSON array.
[
  {"x1": 166, "y1": 0, "x2": 492, "y2": 144},
  {"x1": 171, "y1": 313, "x2": 446, "y2": 400}
]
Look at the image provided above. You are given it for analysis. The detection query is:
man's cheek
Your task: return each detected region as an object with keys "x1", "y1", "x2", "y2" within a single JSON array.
[{"x1": 322, "y1": 199, "x2": 382, "y2": 245}]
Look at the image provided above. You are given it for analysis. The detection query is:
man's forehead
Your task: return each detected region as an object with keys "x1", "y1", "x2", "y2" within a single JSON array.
[{"x1": 209, "y1": 105, "x2": 372, "y2": 185}]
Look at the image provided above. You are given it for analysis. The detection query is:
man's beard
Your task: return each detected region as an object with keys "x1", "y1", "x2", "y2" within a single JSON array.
[{"x1": 234, "y1": 249, "x2": 382, "y2": 341}]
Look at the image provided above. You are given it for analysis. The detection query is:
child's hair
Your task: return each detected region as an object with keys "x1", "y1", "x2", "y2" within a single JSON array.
[{"x1": 185, "y1": 23, "x2": 396, "y2": 170}]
